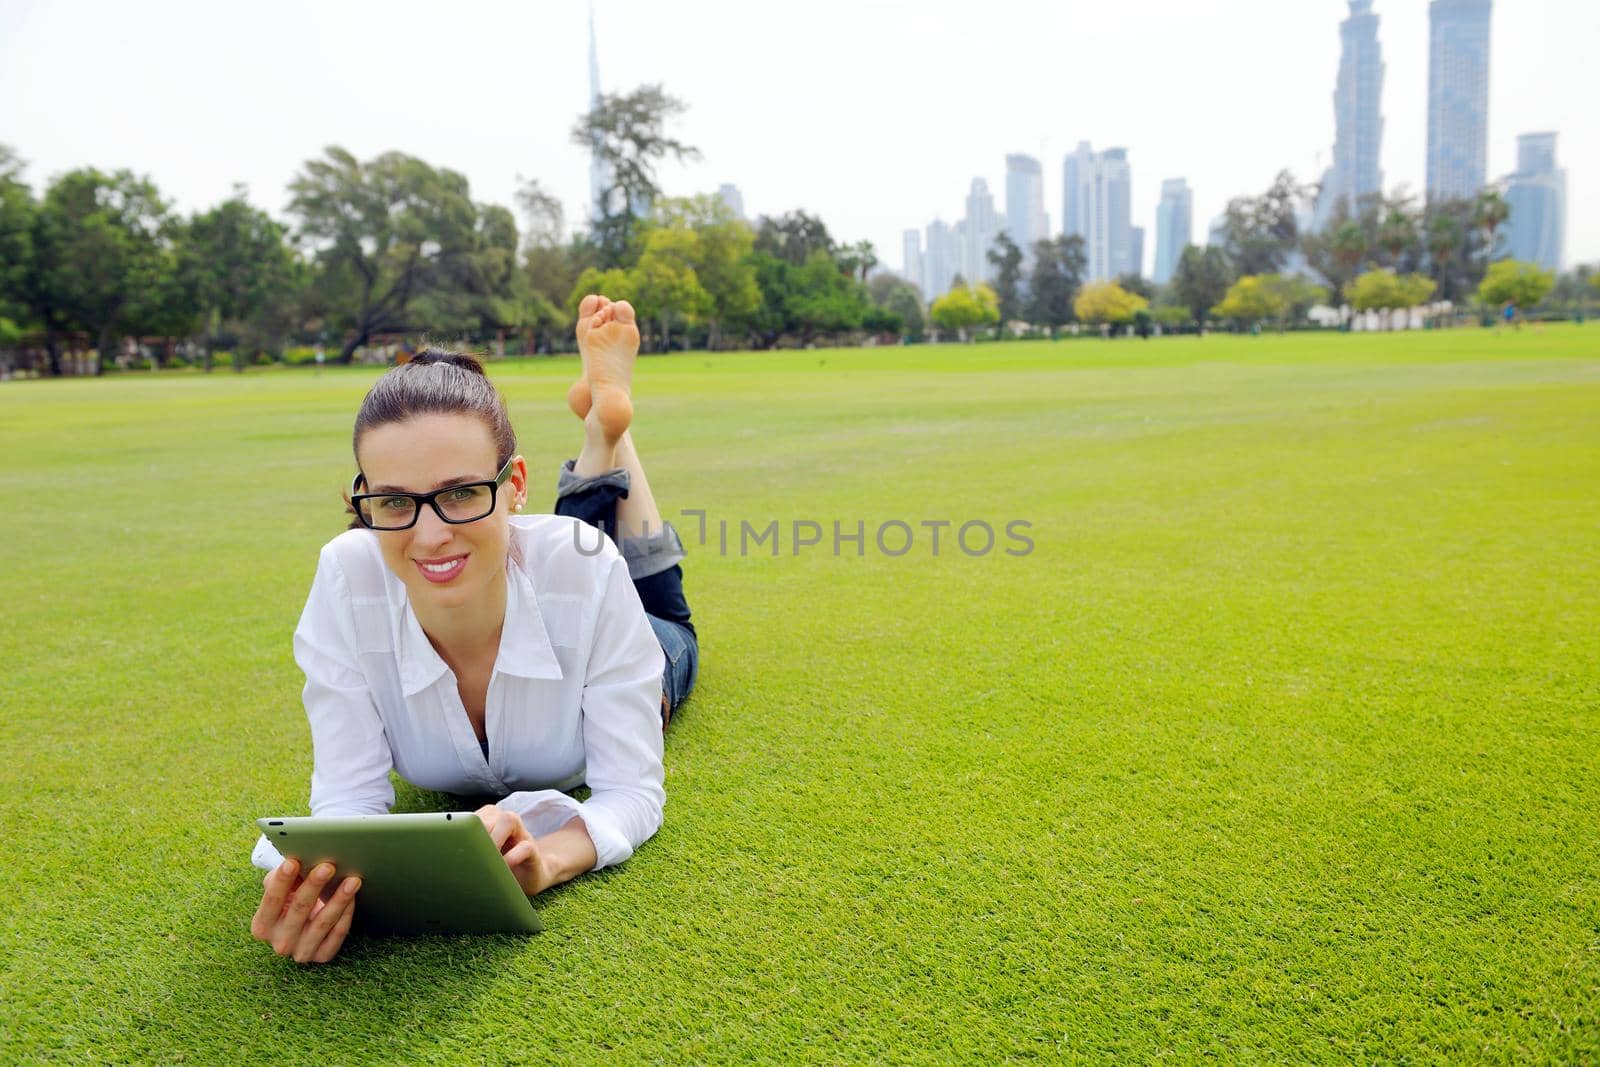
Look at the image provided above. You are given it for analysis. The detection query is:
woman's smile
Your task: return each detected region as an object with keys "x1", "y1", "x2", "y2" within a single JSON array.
[{"x1": 415, "y1": 552, "x2": 468, "y2": 584}]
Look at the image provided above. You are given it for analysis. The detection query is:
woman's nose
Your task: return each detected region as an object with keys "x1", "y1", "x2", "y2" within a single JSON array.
[{"x1": 412, "y1": 503, "x2": 454, "y2": 546}]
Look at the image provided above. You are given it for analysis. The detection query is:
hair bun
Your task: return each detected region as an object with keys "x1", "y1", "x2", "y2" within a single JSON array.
[{"x1": 402, "y1": 347, "x2": 487, "y2": 376}]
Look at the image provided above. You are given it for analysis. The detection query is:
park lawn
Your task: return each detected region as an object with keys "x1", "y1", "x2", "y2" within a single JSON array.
[{"x1": 1, "y1": 325, "x2": 1597, "y2": 1062}]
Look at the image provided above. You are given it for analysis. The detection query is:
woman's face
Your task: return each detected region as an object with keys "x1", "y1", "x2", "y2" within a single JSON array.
[{"x1": 355, "y1": 413, "x2": 528, "y2": 614}]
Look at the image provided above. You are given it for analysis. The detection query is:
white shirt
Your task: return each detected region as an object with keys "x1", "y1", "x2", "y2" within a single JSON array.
[{"x1": 250, "y1": 514, "x2": 666, "y2": 874}]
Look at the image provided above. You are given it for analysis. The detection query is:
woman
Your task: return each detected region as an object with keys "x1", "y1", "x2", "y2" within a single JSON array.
[{"x1": 250, "y1": 295, "x2": 697, "y2": 964}]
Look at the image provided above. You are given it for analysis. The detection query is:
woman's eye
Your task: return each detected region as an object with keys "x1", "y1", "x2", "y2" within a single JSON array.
[
  {"x1": 445, "y1": 488, "x2": 476, "y2": 503},
  {"x1": 380, "y1": 496, "x2": 411, "y2": 511}
]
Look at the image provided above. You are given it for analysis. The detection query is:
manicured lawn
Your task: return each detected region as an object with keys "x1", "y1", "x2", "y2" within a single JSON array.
[{"x1": 2, "y1": 326, "x2": 1597, "y2": 1061}]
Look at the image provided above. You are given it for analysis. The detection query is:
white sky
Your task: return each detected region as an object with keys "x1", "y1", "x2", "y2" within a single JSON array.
[{"x1": 2, "y1": 0, "x2": 1592, "y2": 274}]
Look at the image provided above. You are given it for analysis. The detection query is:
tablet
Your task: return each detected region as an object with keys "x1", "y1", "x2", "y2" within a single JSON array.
[{"x1": 256, "y1": 812, "x2": 542, "y2": 936}]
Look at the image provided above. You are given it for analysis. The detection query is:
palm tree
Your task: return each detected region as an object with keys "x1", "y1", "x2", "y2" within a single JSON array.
[{"x1": 1474, "y1": 189, "x2": 1510, "y2": 259}]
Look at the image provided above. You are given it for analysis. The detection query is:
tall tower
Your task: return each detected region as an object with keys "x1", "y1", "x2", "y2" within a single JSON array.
[
  {"x1": 1081, "y1": 147, "x2": 1132, "y2": 282},
  {"x1": 1426, "y1": 0, "x2": 1492, "y2": 201},
  {"x1": 1004, "y1": 154, "x2": 1046, "y2": 266},
  {"x1": 587, "y1": 5, "x2": 612, "y2": 222},
  {"x1": 1152, "y1": 178, "x2": 1193, "y2": 285},
  {"x1": 963, "y1": 178, "x2": 999, "y2": 283},
  {"x1": 1501, "y1": 132, "x2": 1565, "y2": 270},
  {"x1": 1314, "y1": 0, "x2": 1384, "y2": 230}
]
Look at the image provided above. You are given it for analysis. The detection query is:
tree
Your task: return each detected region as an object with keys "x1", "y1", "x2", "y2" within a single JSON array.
[
  {"x1": 784, "y1": 250, "x2": 869, "y2": 342},
  {"x1": 650, "y1": 196, "x2": 760, "y2": 348},
  {"x1": 0, "y1": 147, "x2": 34, "y2": 345},
  {"x1": 754, "y1": 211, "x2": 835, "y2": 267},
  {"x1": 628, "y1": 226, "x2": 712, "y2": 352},
  {"x1": 836, "y1": 240, "x2": 877, "y2": 285},
  {"x1": 515, "y1": 177, "x2": 585, "y2": 353},
  {"x1": 880, "y1": 282, "x2": 926, "y2": 341},
  {"x1": 1025, "y1": 235, "x2": 1085, "y2": 335},
  {"x1": 1377, "y1": 195, "x2": 1421, "y2": 269},
  {"x1": 1212, "y1": 275, "x2": 1288, "y2": 330},
  {"x1": 1476, "y1": 260, "x2": 1555, "y2": 311},
  {"x1": 1170, "y1": 244, "x2": 1233, "y2": 328},
  {"x1": 289, "y1": 147, "x2": 497, "y2": 363},
  {"x1": 180, "y1": 188, "x2": 300, "y2": 370},
  {"x1": 1074, "y1": 281, "x2": 1148, "y2": 330},
  {"x1": 1474, "y1": 188, "x2": 1510, "y2": 259},
  {"x1": 1219, "y1": 171, "x2": 1309, "y2": 275},
  {"x1": 986, "y1": 232, "x2": 1024, "y2": 324},
  {"x1": 929, "y1": 283, "x2": 999, "y2": 342},
  {"x1": 1115, "y1": 272, "x2": 1153, "y2": 300},
  {"x1": 32, "y1": 168, "x2": 173, "y2": 374},
  {"x1": 1345, "y1": 269, "x2": 1437, "y2": 328},
  {"x1": 571, "y1": 84, "x2": 700, "y2": 267}
]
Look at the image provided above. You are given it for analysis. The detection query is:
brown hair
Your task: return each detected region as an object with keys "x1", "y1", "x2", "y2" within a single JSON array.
[{"x1": 342, "y1": 347, "x2": 517, "y2": 529}]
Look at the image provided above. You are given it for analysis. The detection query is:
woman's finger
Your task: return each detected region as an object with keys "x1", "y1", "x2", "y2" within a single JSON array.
[
  {"x1": 250, "y1": 858, "x2": 299, "y2": 941},
  {"x1": 271, "y1": 862, "x2": 334, "y2": 955},
  {"x1": 505, "y1": 839, "x2": 534, "y2": 865},
  {"x1": 293, "y1": 876, "x2": 359, "y2": 963},
  {"x1": 311, "y1": 896, "x2": 358, "y2": 964}
]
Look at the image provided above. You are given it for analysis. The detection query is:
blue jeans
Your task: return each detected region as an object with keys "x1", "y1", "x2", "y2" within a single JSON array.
[{"x1": 554, "y1": 459, "x2": 699, "y2": 729}]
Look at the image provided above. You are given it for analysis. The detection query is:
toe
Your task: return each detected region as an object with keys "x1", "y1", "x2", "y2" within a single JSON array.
[{"x1": 612, "y1": 300, "x2": 636, "y2": 325}]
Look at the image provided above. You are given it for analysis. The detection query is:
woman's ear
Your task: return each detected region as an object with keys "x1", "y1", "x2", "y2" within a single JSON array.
[{"x1": 510, "y1": 455, "x2": 528, "y2": 510}]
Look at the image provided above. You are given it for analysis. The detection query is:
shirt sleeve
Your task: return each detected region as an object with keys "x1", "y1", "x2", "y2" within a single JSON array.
[
  {"x1": 252, "y1": 545, "x2": 396, "y2": 872},
  {"x1": 498, "y1": 549, "x2": 665, "y2": 872}
]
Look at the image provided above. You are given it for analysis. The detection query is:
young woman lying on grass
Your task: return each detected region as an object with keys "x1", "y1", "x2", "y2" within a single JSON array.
[{"x1": 249, "y1": 295, "x2": 698, "y2": 964}]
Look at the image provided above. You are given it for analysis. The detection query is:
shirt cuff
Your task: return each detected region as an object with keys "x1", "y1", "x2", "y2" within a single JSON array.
[
  {"x1": 252, "y1": 832, "x2": 285, "y2": 872},
  {"x1": 497, "y1": 789, "x2": 634, "y2": 871}
]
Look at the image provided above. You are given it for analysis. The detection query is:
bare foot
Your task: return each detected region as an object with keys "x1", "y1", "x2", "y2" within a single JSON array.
[
  {"x1": 568, "y1": 294, "x2": 601, "y2": 420},
  {"x1": 574, "y1": 296, "x2": 637, "y2": 442}
]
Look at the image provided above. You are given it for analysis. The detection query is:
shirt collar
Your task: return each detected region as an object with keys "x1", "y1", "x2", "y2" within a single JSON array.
[{"x1": 395, "y1": 559, "x2": 564, "y2": 697}]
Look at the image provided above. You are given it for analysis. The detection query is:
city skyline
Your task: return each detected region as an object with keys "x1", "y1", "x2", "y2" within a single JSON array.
[
  {"x1": 1, "y1": 0, "x2": 1592, "y2": 277},
  {"x1": 1313, "y1": 0, "x2": 1385, "y2": 230}
]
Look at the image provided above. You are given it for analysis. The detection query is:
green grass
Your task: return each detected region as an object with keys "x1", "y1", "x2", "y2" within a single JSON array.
[{"x1": 2, "y1": 326, "x2": 1597, "y2": 1062}]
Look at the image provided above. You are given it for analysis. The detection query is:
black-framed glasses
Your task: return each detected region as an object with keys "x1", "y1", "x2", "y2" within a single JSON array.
[{"x1": 349, "y1": 457, "x2": 515, "y2": 531}]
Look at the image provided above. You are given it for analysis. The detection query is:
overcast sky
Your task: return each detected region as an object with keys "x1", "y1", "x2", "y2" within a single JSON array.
[{"x1": 2, "y1": 0, "x2": 1592, "y2": 275}]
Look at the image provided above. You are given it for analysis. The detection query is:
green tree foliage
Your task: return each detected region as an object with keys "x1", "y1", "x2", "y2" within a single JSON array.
[
  {"x1": 754, "y1": 211, "x2": 835, "y2": 267},
  {"x1": 288, "y1": 147, "x2": 513, "y2": 363},
  {"x1": 629, "y1": 226, "x2": 712, "y2": 351},
  {"x1": 32, "y1": 167, "x2": 173, "y2": 374},
  {"x1": 835, "y1": 240, "x2": 877, "y2": 285},
  {"x1": 1476, "y1": 260, "x2": 1555, "y2": 310},
  {"x1": 869, "y1": 274, "x2": 926, "y2": 341},
  {"x1": 1074, "y1": 281, "x2": 1148, "y2": 328},
  {"x1": 180, "y1": 188, "x2": 301, "y2": 370},
  {"x1": 651, "y1": 196, "x2": 760, "y2": 348},
  {"x1": 1474, "y1": 189, "x2": 1510, "y2": 259},
  {"x1": 1219, "y1": 171, "x2": 1308, "y2": 276},
  {"x1": 929, "y1": 283, "x2": 1000, "y2": 341},
  {"x1": 0, "y1": 147, "x2": 34, "y2": 337},
  {"x1": 1170, "y1": 244, "x2": 1233, "y2": 328},
  {"x1": 986, "y1": 232, "x2": 1024, "y2": 323},
  {"x1": 1025, "y1": 235, "x2": 1086, "y2": 334},
  {"x1": 1212, "y1": 275, "x2": 1287, "y2": 328},
  {"x1": 1344, "y1": 270, "x2": 1438, "y2": 329},
  {"x1": 515, "y1": 177, "x2": 584, "y2": 352},
  {"x1": 571, "y1": 85, "x2": 700, "y2": 267}
]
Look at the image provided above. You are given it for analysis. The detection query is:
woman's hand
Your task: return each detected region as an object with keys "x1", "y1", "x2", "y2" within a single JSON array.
[
  {"x1": 250, "y1": 857, "x2": 362, "y2": 964},
  {"x1": 475, "y1": 804, "x2": 555, "y2": 896}
]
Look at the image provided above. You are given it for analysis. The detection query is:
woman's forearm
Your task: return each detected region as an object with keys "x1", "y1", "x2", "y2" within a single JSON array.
[{"x1": 533, "y1": 816, "x2": 599, "y2": 893}]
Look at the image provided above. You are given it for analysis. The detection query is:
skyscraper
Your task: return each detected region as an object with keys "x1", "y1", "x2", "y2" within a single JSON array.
[
  {"x1": 716, "y1": 183, "x2": 746, "y2": 221},
  {"x1": 1153, "y1": 179, "x2": 1193, "y2": 285},
  {"x1": 1129, "y1": 227, "x2": 1145, "y2": 280},
  {"x1": 902, "y1": 229, "x2": 924, "y2": 291},
  {"x1": 1061, "y1": 141, "x2": 1095, "y2": 240},
  {"x1": 586, "y1": 6, "x2": 612, "y2": 223},
  {"x1": 923, "y1": 219, "x2": 958, "y2": 298},
  {"x1": 1079, "y1": 147, "x2": 1133, "y2": 282},
  {"x1": 1005, "y1": 154, "x2": 1047, "y2": 264},
  {"x1": 962, "y1": 178, "x2": 1000, "y2": 283},
  {"x1": 1314, "y1": 0, "x2": 1385, "y2": 230},
  {"x1": 1501, "y1": 133, "x2": 1566, "y2": 270},
  {"x1": 1427, "y1": 0, "x2": 1492, "y2": 201}
]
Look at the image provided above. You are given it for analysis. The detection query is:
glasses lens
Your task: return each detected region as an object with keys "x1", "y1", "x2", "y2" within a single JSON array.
[
  {"x1": 438, "y1": 484, "x2": 495, "y2": 522},
  {"x1": 361, "y1": 494, "x2": 418, "y2": 530}
]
